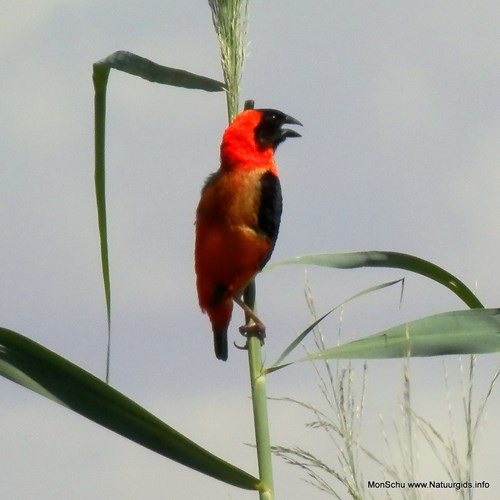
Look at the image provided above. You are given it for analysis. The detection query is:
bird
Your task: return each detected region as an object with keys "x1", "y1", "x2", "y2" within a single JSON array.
[{"x1": 195, "y1": 107, "x2": 302, "y2": 360}]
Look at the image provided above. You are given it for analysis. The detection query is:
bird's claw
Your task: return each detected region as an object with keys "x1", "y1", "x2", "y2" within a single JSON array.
[
  {"x1": 233, "y1": 340, "x2": 248, "y2": 351},
  {"x1": 239, "y1": 323, "x2": 266, "y2": 345}
]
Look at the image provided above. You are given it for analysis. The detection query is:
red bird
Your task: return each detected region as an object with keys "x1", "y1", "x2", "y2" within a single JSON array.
[{"x1": 195, "y1": 108, "x2": 302, "y2": 360}]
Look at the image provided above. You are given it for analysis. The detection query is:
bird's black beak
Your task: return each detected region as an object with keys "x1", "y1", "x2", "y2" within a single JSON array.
[
  {"x1": 254, "y1": 108, "x2": 303, "y2": 149},
  {"x1": 281, "y1": 114, "x2": 303, "y2": 140}
]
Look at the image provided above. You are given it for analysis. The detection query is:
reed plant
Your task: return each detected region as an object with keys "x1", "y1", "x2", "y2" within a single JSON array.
[{"x1": 1, "y1": 3, "x2": 499, "y2": 499}]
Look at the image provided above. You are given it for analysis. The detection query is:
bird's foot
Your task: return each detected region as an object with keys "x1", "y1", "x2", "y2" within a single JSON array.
[{"x1": 239, "y1": 322, "x2": 266, "y2": 345}]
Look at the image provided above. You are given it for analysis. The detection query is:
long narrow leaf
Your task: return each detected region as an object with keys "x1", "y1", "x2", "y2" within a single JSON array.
[
  {"x1": 267, "y1": 279, "x2": 403, "y2": 373},
  {"x1": 268, "y1": 251, "x2": 483, "y2": 309},
  {"x1": 271, "y1": 308, "x2": 335, "y2": 370},
  {"x1": 287, "y1": 309, "x2": 500, "y2": 365},
  {"x1": 92, "y1": 53, "x2": 225, "y2": 380},
  {"x1": 0, "y1": 327, "x2": 260, "y2": 491},
  {"x1": 95, "y1": 51, "x2": 226, "y2": 90},
  {"x1": 93, "y1": 64, "x2": 111, "y2": 381}
]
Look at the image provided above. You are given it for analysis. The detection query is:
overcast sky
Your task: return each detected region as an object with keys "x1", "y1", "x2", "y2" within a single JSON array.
[{"x1": 2, "y1": 1, "x2": 500, "y2": 499}]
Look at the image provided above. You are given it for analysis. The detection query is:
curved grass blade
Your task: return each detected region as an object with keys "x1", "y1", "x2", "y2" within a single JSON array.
[
  {"x1": 0, "y1": 327, "x2": 260, "y2": 491},
  {"x1": 92, "y1": 53, "x2": 225, "y2": 381},
  {"x1": 268, "y1": 279, "x2": 404, "y2": 372},
  {"x1": 268, "y1": 251, "x2": 483, "y2": 309},
  {"x1": 292, "y1": 309, "x2": 500, "y2": 364},
  {"x1": 95, "y1": 51, "x2": 226, "y2": 91},
  {"x1": 93, "y1": 64, "x2": 111, "y2": 381}
]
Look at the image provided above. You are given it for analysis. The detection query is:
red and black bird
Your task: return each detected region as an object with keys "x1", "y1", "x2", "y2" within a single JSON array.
[{"x1": 195, "y1": 108, "x2": 302, "y2": 360}]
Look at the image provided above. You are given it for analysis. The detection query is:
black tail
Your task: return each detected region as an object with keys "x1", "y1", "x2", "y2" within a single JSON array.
[{"x1": 213, "y1": 328, "x2": 228, "y2": 361}]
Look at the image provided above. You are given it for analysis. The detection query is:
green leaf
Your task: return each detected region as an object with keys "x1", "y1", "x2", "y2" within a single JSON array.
[
  {"x1": 94, "y1": 51, "x2": 226, "y2": 91},
  {"x1": 0, "y1": 327, "x2": 260, "y2": 491},
  {"x1": 92, "y1": 52, "x2": 225, "y2": 380},
  {"x1": 294, "y1": 309, "x2": 500, "y2": 363},
  {"x1": 266, "y1": 279, "x2": 403, "y2": 373},
  {"x1": 93, "y1": 63, "x2": 111, "y2": 381},
  {"x1": 268, "y1": 251, "x2": 483, "y2": 309}
]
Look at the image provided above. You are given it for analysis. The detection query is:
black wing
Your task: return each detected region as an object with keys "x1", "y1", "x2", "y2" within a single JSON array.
[{"x1": 257, "y1": 170, "x2": 282, "y2": 269}]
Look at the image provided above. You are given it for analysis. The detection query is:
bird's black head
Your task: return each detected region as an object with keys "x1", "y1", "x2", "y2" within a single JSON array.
[{"x1": 254, "y1": 109, "x2": 302, "y2": 150}]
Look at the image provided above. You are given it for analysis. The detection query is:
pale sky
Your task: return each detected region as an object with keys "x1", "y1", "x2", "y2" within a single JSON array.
[{"x1": 2, "y1": 1, "x2": 500, "y2": 499}]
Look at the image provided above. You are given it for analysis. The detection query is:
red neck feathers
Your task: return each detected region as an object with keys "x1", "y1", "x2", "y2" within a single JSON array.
[{"x1": 220, "y1": 110, "x2": 278, "y2": 174}]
